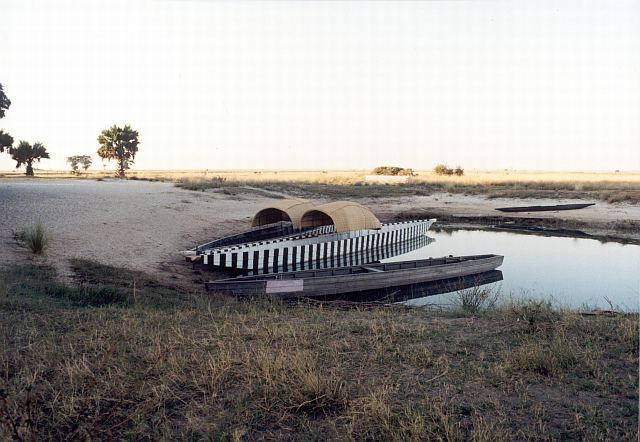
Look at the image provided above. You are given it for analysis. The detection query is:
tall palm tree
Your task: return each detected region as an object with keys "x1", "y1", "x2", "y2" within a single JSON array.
[{"x1": 11, "y1": 141, "x2": 50, "y2": 176}]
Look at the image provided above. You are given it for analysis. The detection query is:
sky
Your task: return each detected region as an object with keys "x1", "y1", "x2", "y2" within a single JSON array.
[{"x1": 0, "y1": 0, "x2": 638, "y2": 172}]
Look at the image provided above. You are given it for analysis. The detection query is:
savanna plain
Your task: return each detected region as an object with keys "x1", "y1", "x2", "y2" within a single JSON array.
[{"x1": 1, "y1": 170, "x2": 638, "y2": 440}]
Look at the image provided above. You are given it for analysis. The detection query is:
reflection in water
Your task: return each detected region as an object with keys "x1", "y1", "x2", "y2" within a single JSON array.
[
  {"x1": 384, "y1": 229, "x2": 640, "y2": 311},
  {"x1": 315, "y1": 270, "x2": 503, "y2": 304}
]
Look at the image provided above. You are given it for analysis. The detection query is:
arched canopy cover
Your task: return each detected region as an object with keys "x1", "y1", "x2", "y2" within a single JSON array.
[
  {"x1": 300, "y1": 201, "x2": 381, "y2": 233},
  {"x1": 252, "y1": 199, "x2": 314, "y2": 230}
]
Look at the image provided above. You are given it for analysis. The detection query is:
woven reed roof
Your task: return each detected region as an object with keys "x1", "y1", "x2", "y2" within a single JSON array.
[
  {"x1": 252, "y1": 199, "x2": 314, "y2": 230},
  {"x1": 300, "y1": 201, "x2": 381, "y2": 233}
]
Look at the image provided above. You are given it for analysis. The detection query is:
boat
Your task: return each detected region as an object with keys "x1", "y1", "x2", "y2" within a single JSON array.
[
  {"x1": 205, "y1": 254, "x2": 504, "y2": 298},
  {"x1": 184, "y1": 199, "x2": 436, "y2": 273},
  {"x1": 495, "y1": 203, "x2": 595, "y2": 213}
]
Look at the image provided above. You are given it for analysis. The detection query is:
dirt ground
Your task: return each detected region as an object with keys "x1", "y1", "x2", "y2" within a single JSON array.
[{"x1": 1, "y1": 178, "x2": 638, "y2": 284}]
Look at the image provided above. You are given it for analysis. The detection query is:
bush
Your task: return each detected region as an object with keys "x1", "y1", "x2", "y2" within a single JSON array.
[
  {"x1": 14, "y1": 221, "x2": 50, "y2": 254},
  {"x1": 372, "y1": 166, "x2": 414, "y2": 176},
  {"x1": 433, "y1": 164, "x2": 454, "y2": 176},
  {"x1": 433, "y1": 164, "x2": 464, "y2": 176}
]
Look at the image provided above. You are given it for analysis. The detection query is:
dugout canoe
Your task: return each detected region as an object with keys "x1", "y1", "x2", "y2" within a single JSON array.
[
  {"x1": 495, "y1": 203, "x2": 595, "y2": 213},
  {"x1": 205, "y1": 254, "x2": 504, "y2": 298}
]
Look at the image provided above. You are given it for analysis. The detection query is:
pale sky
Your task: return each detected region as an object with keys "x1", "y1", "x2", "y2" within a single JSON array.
[{"x1": 0, "y1": 0, "x2": 638, "y2": 172}]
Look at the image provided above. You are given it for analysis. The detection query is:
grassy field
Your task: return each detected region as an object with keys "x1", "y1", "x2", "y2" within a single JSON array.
[
  {"x1": 3, "y1": 169, "x2": 638, "y2": 202},
  {"x1": 1, "y1": 261, "x2": 637, "y2": 440}
]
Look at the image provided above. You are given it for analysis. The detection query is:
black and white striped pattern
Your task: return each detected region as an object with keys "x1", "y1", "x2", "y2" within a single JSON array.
[{"x1": 202, "y1": 219, "x2": 435, "y2": 273}]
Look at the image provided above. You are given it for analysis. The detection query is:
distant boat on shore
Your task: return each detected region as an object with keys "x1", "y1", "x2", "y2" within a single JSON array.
[{"x1": 495, "y1": 203, "x2": 595, "y2": 213}]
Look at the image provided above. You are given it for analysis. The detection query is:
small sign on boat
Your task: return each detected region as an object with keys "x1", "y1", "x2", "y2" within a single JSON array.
[{"x1": 266, "y1": 279, "x2": 304, "y2": 293}]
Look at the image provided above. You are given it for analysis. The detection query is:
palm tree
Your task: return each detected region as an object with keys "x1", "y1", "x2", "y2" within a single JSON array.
[
  {"x1": 97, "y1": 125, "x2": 139, "y2": 178},
  {"x1": 10, "y1": 141, "x2": 50, "y2": 176}
]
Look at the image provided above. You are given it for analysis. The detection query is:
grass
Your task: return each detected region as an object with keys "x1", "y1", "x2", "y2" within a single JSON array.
[
  {"x1": 13, "y1": 221, "x2": 49, "y2": 254},
  {"x1": 172, "y1": 176, "x2": 640, "y2": 203},
  {"x1": 0, "y1": 261, "x2": 637, "y2": 439},
  {"x1": 453, "y1": 284, "x2": 500, "y2": 314}
]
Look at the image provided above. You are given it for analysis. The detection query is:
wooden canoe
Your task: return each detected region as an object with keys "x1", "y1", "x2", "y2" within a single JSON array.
[
  {"x1": 495, "y1": 203, "x2": 594, "y2": 213},
  {"x1": 205, "y1": 254, "x2": 504, "y2": 298}
]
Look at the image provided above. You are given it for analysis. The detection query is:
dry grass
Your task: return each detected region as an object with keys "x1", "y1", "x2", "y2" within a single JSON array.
[
  {"x1": 0, "y1": 261, "x2": 637, "y2": 439},
  {"x1": 2, "y1": 169, "x2": 640, "y2": 202}
]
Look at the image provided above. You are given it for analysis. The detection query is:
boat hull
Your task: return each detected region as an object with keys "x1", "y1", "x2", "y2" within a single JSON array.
[
  {"x1": 205, "y1": 254, "x2": 504, "y2": 298},
  {"x1": 201, "y1": 218, "x2": 436, "y2": 273},
  {"x1": 495, "y1": 203, "x2": 594, "y2": 213}
]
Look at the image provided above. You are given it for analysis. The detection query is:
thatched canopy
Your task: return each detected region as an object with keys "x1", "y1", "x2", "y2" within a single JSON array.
[
  {"x1": 300, "y1": 201, "x2": 381, "y2": 233},
  {"x1": 252, "y1": 199, "x2": 314, "y2": 230}
]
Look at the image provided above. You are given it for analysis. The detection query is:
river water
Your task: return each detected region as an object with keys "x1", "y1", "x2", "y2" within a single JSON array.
[{"x1": 383, "y1": 229, "x2": 640, "y2": 311}]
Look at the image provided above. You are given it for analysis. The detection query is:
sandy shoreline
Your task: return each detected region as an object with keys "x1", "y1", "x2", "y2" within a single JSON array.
[{"x1": 1, "y1": 178, "x2": 638, "y2": 284}]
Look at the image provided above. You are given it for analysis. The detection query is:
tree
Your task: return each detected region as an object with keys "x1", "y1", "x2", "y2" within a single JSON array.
[
  {"x1": 10, "y1": 141, "x2": 50, "y2": 176},
  {"x1": 80, "y1": 155, "x2": 92, "y2": 171},
  {"x1": 97, "y1": 125, "x2": 139, "y2": 178},
  {"x1": 67, "y1": 155, "x2": 93, "y2": 174},
  {"x1": 0, "y1": 130, "x2": 13, "y2": 153},
  {"x1": 0, "y1": 83, "x2": 12, "y2": 153},
  {"x1": 0, "y1": 83, "x2": 10, "y2": 119}
]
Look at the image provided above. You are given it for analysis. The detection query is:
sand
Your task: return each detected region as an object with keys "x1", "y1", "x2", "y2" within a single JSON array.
[{"x1": 1, "y1": 178, "x2": 638, "y2": 284}]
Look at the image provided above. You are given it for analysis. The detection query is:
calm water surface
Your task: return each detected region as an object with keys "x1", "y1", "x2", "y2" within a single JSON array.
[{"x1": 383, "y1": 229, "x2": 640, "y2": 311}]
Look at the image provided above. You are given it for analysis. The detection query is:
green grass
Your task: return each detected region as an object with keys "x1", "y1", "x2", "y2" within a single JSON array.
[
  {"x1": 14, "y1": 221, "x2": 49, "y2": 254},
  {"x1": 0, "y1": 262, "x2": 637, "y2": 440}
]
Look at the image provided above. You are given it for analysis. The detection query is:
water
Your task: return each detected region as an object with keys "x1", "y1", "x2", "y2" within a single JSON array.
[{"x1": 383, "y1": 229, "x2": 640, "y2": 311}]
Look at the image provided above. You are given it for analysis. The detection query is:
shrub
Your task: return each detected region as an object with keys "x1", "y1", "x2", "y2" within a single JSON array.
[
  {"x1": 372, "y1": 166, "x2": 414, "y2": 176},
  {"x1": 397, "y1": 168, "x2": 415, "y2": 176},
  {"x1": 433, "y1": 164, "x2": 454, "y2": 176},
  {"x1": 454, "y1": 166, "x2": 464, "y2": 176},
  {"x1": 14, "y1": 221, "x2": 50, "y2": 254}
]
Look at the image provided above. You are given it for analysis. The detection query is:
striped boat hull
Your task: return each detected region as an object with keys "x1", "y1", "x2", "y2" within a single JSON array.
[{"x1": 201, "y1": 219, "x2": 435, "y2": 273}]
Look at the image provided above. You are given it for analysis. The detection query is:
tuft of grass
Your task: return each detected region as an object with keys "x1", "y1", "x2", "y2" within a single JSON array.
[
  {"x1": 508, "y1": 335, "x2": 579, "y2": 377},
  {"x1": 452, "y1": 283, "x2": 500, "y2": 314},
  {"x1": 14, "y1": 221, "x2": 50, "y2": 254},
  {"x1": 500, "y1": 299, "x2": 560, "y2": 333}
]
